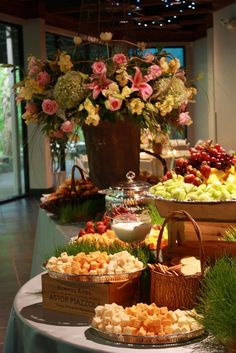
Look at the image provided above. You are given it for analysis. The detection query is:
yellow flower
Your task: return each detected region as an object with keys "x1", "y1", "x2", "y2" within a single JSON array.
[
  {"x1": 187, "y1": 87, "x2": 197, "y2": 99},
  {"x1": 159, "y1": 57, "x2": 169, "y2": 74},
  {"x1": 156, "y1": 95, "x2": 174, "y2": 116},
  {"x1": 83, "y1": 98, "x2": 94, "y2": 112},
  {"x1": 121, "y1": 86, "x2": 131, "y2": 98},
  {"x1": 85, "y1": 113, "x2": 100, "y2": 126},
  {"x1": 18, "y1": 79, "x2": 43, "y2": 100},
  {"x1": 102, "y1": 82, "x2": 120, "y2": 97},
  {"x1": 100, "y1": 32, "x2": 113, "y2": 42},
  {"x1": 58, "y1": 53, "x2": 73, "y2": 73},
  {"x1": 116, "y1": 70, "x2": 129, "y2": 86},
  {"x1": 81, "y1": 99, "x2": 100, "y2": 125},
  {"x1": 168, "y1": 58, "x2": 181, "y2": 73},
  {"x1": 22, "y1": 111, "x2": 38, "y2": 125},
  {"x1": 73, "y1": 36, "x2": 82, "y2": 45},
  {"x1": 129, "y1": 98, "x2": 145, "y2": 115}
]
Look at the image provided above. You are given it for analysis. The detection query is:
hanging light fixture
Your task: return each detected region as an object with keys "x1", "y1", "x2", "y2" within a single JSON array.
[{"x1": 161, "y1": 0, "x2": 196, "y2": 11}]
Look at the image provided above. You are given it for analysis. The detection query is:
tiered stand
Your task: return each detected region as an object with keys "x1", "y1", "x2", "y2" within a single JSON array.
[{"x1": 153, "y1": 199, "x2": 236, "y2": 261}]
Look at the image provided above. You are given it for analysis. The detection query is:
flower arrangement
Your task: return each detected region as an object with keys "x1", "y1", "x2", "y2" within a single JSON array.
[{"x1": 15, "y1": 33, "x2": 197, "y2": 143}]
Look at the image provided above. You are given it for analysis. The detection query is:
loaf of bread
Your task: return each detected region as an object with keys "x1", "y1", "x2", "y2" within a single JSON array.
[{"x1": 172, "y1": 256, "x2": 201, "y2": 276}]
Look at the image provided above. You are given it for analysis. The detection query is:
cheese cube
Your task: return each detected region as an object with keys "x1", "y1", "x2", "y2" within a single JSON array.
[
  {"x1": 113, "y1": 325, "x2": 122, "y2": 334},
  {"x1": 123, "y1": 326, "x2": 137, "y2": 335},
  {"x1": 136, "y1": 326, "x2": 147, "y2": 336}
]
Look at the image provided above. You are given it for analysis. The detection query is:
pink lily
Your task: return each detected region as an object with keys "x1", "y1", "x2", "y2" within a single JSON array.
[
  {"x1": 130, "y1": 67, "x2": 153, "y2": 101},
  {"x1": 87, "y1": 74, "x2": 112, "y2": 99}
]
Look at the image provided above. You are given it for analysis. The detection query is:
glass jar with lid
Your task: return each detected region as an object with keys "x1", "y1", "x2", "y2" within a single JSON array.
[
  {"x1": 103, "y1": 171, "x2": 150, "y2": 215},
  {"x1": 101, "y1": 171, "x2": 152, "y2": 242}
]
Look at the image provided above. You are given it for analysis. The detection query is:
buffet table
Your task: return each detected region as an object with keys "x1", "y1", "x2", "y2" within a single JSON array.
[
  {"x1": 3, "y1": 274, "x2": 213, "y2": 353},
  {"x1": 31, "y1": 209, "x2": 81, "y2": 277}
]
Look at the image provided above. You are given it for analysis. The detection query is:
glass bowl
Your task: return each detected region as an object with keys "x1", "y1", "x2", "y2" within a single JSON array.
[{"x1": 111, "y1": 212, "x2": 152, "y2": 243}]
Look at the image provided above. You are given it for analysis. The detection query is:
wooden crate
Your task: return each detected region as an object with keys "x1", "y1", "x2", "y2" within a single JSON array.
[
  {"x1": 162, "y1": 217, "x2": 236, "y2": 262},
  {"x1": 42, "y1": 273, "x2": 140, "y2": 319}
]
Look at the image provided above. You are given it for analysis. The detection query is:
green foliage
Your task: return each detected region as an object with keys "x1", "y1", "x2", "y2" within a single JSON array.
[
  {"x1": 222, "y1": 226, "x2": 236, "y2": 242},
  {"x1": 57, "y1": 198, "x2": 105, "y2": 224},
  {"x1": 147, "y1": 203, "x2": 164, "y2": 225},
  {"x1": 196, "y1": 256, "x2": 236, "y2": 345}
]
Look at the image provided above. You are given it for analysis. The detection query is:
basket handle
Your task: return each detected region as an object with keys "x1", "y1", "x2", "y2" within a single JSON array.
[
  {"x1": 156, "y1": 210, "x2": 206, "y2": 273},
  {"x1": 71, "y1": 165, "x2": 86, "y2": 193}
]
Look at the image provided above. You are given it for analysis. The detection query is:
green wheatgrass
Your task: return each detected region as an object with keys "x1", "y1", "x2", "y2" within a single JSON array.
[
  {"x1": 222, "y1": 226, "x2": 236, "y2": 242},
  {"x1": 196, "y1": 256, "x2": 236, "y2": 346},
  {"x1": 47, "y1": 241, "x2": 155, "y2": 266}
]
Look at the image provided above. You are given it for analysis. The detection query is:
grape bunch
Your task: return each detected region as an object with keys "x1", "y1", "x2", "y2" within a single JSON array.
[
  {"x1": 174, "y1": 142, "x2": 235, "y2": 176},
  {"x1": 167, "y1": 141, "x2": 236, "y2": 186},
  {"x1": 188, "y1": 142, "x2": 234, "y2": 171}
]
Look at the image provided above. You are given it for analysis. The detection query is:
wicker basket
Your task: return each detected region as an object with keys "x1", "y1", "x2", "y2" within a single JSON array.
[
  {"x1": 40, "y1": 165, "x2": 105, "y2": 219},
  {"x1": 150, "y1": 210, "x2": 206, "y2": 310}
]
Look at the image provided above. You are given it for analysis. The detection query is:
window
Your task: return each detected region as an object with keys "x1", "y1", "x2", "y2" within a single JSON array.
[{"x1": 0, "y1": 22, "x2": 27, "y2": 202}]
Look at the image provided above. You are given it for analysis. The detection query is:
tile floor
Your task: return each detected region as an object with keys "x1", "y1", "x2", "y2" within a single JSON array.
[{"x1": 0, "y1": 197, "x2": 39, "y2": 352}]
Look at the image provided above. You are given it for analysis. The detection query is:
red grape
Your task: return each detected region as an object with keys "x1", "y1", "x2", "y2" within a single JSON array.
[
  {"x1": 193, "y1": 177, "x2": 202, "y2": 186},
  {"x1": 184, "y1": 174, "x2": 196, "y2": 183},
  {"x1": 200, "y1": 164, "x2": 211, "y2": 179}
]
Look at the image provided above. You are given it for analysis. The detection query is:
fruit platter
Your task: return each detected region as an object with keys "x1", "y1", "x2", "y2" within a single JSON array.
[{"x1": 148, "y1": 141, "x2": 236, "y2": 221}]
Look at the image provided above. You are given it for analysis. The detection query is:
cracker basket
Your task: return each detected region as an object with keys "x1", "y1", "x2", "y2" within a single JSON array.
[
  {"x1": 40, "y1": 165, "x2": 105, "y2": 219},
  {"x1": 150, "y1": 210, "x2": 206, "y2": 310}
]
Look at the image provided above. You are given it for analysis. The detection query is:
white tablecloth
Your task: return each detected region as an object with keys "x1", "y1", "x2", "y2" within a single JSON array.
[
  {"x1": 3, "y1": 274, "x2": 218, "y2": 353},
  {"x1": 31, "y1": 209, "x2": 81, "y2": 277}
]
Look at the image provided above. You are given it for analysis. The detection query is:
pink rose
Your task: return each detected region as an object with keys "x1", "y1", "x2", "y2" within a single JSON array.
[
  {"x1": 112, "y1": 54, "x2": 128, "y2": 66},
  {"x1": 146, "y1": 65, "x2": 162, "y2": 80},
  {"x1": 28, "y1": 56, "x2": 40, "y2": 77},
  {"x1": 92, "y1": 61, "x2": 107, "y2": 75},
  {"x1": 53, "y1": 130, "x2": 65, "y2": 139},
  {"x1": 144, "y1": 53, "x2": 155, "y2": 63},
  {"x1": 25, "y1": 102, "x2": 37, "y2": 114},
  {"x1": 42, "y1": 99, "x2": 58, "y2": 115},
  {"x1": 176, "y1": 69, "x2": 187, "y2": 82},
  {"x1": 37, "y1": 71, "x2": 51, "y2": 86},
  {"x1": 61, "y1": 120, "x2": 73, "y2": 133},
  {"x1": 105, "y1": 97, "x2": 122, "y2": 111},
  {"x1": 180, "y1": 101, "x2": 188, "y2": 112},
  {"x1": 28, "y1": 66, "x2": 39, "y2": 77},
  {"x1": 178, "y1": 112, "x2": 192, "y2": 126}
]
